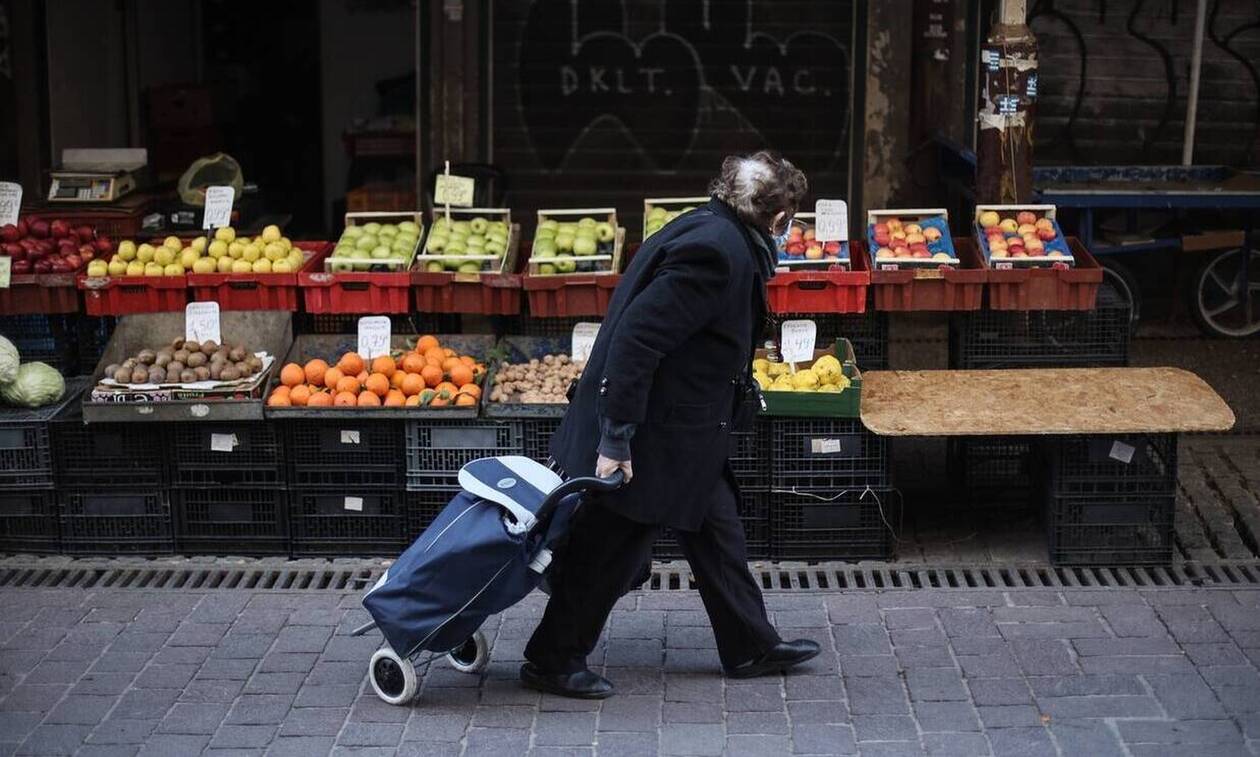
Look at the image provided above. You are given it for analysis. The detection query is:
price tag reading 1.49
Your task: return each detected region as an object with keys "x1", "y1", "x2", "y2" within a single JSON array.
[
  {"x1": 571, "y1": 322, "x2": 601, "y2": 363},
  {"x1": 780, "y1": 319, "x2": 818, "y2": 364},
  {"x1": 357, "y1": 316, "x2": 392, "y2": 360}
]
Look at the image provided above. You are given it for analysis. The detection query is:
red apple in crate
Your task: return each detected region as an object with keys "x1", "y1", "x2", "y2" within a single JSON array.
[
  {"x1": 94, "y1": 236, "x2": 112, "y2": 254},
  {"x1": 874, "y1": 223, "x2": 889, "y2": 235},
  {"x1": 912, "y1": 248, "x2": 931, "y2": 258},
  {"x1": 803, "y1": 228, "x2": 817, "y2": 243},
  {"x1": 78, "y1": 243, "x2": 96, "y2": 262},
  {"x1": 11, "y1": 259, "x2": 31, "y2": 274},
  {"x1": 824, "y1": 241, "x2": 841, "y2": 254},
  {"x1": 785, "y1": 242, "x2": 805, "y2": 256},
  {"x1": 50, "y1": 219, "x2": 72, "y2": 239},
  {"x1": 15, "y1": 219, "x2": 28, "y2": 237},
  {"x1": 1036, "y1": 226, "x2": 1056, "y2": 241},
  {"x1": 27, "y1": 219, "x2": 49, "y2": 238},
  {"x1": 63, "y1": 253, "x2": 83, "y2": 270},
  {"x1": 1016, "y1": 211, "x2": 1037, "y2": 226},
  {"x1": 0, "y1": 224, "x2": 17, "y2": 242},
  {"x1": 805, "y1": 244, "x2": 823, "y2": 260}
]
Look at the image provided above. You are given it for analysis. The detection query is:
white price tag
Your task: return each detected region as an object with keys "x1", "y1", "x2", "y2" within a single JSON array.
[
  {"x1": 814, "y1": 199, "x2": 848, "y2": 243},
  {"x1": 185, "y1": 302, "x2": 221, "y2": 344},
  {"x1": 339, "y1": 430, "x2": 361, "y2": 445},
  {"x1": 1109, "y1": 440, "x2": 1136, "y2": 464},
  {"x1": 202, "y1": 185, "x2": 235, "y2": 230},
  {"x1": 434, "y1": 174, "x2": 476, "y2": 207},
  {"x1": 815, "y1": 438, "x2": 843, "y2": 454},
  {"x1": 0, "y1": 182, "x2": 22, "y2": 226},
  {"x1": 0, "y1": 257, "x2": 9, "y2": 289},
  {"x1": 357, "y1": 317, "x2": 391, "y2": 360},
  {"x1": 343, "y1": 496, "x2": 364, "y2": 512},
  {"x1": 210, "y1": 433, "x2": 238, "y2": 452},
  {"x1": 571, "y1": 322, "x2": 601, "y2": 363},
  {"x1": 779, "y1": 319, "x2": 817, "y2": 364}
]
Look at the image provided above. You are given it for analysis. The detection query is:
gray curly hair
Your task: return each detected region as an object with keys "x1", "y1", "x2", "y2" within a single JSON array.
[{"x1": 708, "y1": 151, "x2": 808, "y2": 231}]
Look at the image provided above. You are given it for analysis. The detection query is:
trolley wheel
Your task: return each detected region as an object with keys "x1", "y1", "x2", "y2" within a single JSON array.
[
  {"x1": 368, "y1": 647, "x2": 418, "y2": 705},
  {"x1": 1192, "y1": 248, "x2": 1260, "y2": 337},
  {"x1": 447, "y1": 631, "x2": 490, "y2": 674},
  {"x1": 1100, "y1": 258, "x2": 1141, "y2": 325}
]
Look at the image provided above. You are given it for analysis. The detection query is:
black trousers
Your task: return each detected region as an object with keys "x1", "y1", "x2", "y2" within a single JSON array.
[{"x1": 525, "y1": 475, "x2": 779, "y2": 673}]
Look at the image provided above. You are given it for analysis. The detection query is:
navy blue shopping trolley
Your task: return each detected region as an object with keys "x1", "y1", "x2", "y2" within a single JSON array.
[{"x1": 352, "y1": 455, "x2": 622, "y2": 704}]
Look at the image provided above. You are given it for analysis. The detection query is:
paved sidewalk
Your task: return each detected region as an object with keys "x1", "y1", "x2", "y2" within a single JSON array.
[{"x1": 1, "y1": 584, "x2": 1258, "y2": 756}]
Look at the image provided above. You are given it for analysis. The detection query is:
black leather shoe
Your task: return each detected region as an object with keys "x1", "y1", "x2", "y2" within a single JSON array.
[
  {"x1": 724, "y1": 639, "x2": 821, "y2": 679},
  {"x1": 520, "y1": 662, "x2": 615, "y2": 699}
]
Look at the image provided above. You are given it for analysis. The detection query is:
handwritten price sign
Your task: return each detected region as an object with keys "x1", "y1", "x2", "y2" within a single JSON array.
[
  {"x1": 780, "y1": 319, "x2": 818, "y2": 364},
  {"x1": 357, "y1": 316, "x2": 391, "y2": 360},
  {"x1": 571, "y1": 322, "x2": 601, "y2": 363},
  {"x1": 434, "y1": 174, "x2": 475, "y2": 207},
  {"x1": 185, "y1": 302, "x2": 221, "y2": 344},
  {"x1": 0, "y1": 183, "x2": 22, "y2": 227},
  {"x1": 202, "y1": 186, "x2": 235, "y2": 230},
  {"x1": 814, "y1": 199, "x2": 848, "y2": 243}
]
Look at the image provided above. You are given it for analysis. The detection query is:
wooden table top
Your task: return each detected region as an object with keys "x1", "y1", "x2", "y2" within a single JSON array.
[{"x1": 860, "y1": 367, "x2": 1235, "y2": 437}]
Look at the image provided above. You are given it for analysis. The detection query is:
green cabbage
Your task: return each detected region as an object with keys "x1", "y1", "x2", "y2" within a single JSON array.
[
  {"x1": 0, "y1": 336, "x2": 17, "y2": 385},
  {"x1": 0, "y1": 362, "x2": 65, "y2": 408}
]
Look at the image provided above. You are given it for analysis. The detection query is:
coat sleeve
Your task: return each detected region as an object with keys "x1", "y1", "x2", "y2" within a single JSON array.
[{"x1": 599, "y1": 242, "x2": 731, "y2": 424}]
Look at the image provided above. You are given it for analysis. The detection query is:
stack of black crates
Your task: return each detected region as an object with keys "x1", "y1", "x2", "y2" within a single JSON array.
[
  {"x1": 766, "y1": 416, "x2": 893, "y2": 561},
  {"x1": 0, "y1": 379, "x2": 90, "y2": 553},
  {"x1": 52, "y1": 410, "x2": 174, "y2": 554},
  {"x1": 946, "y1": 284, "x2": 1164, "y2": 564},
  {"x1": 279, "y1": 417, "x2": 407, "y2": 556},
  {"x1": 169, "y1": 422, "x2": 288, "y2": 555}
]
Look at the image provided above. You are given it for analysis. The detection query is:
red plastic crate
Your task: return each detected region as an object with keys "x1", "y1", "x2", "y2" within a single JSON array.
[
  {"x1": 523, "y1": 273, "x2": 620, "y2": 317},
  {"x1": 188, "y1": 241, "x2": 331, "y2": 311},
  {"x1": 298, "y1": 269, "x2": 412, "y2": 314},
  {"x1": 868, "y1": 240, "x2": 986, "y2": 311},
  {"x1": 0, "y1": 272, "x2": 80, "y2": 315},
  {"x1": 77, "y1": 273, "x2": 188, "y2": 316},
  {"x1": 766, "y1": 245, "x2": 870, "y2": 314},
  {"x1": 985, "y1": 237, "x2": 1103, "y2": 311},
  {"x1": 413, "y1": 269, "x2": 522, "y2": 315}
]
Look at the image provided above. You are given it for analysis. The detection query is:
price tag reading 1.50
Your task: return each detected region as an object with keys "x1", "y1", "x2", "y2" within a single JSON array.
[
  {"x1": 357, "y1": 316, "x2": 392, "y2": 360},
  {"x1": 185, "y1": 302, "x2": 221, "y2": 344},
  {"x1": 780, "y1": 319, "x2": 818, "y2": 364}
]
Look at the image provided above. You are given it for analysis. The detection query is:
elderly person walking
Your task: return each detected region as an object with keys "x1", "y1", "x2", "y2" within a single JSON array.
[{"x1": 521, "y1": 152, "x2": 821, "y2": 699}]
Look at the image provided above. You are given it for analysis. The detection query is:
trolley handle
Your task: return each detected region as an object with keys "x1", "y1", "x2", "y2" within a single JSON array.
[{"x1": 532, "y1": 470, "x2": 624, "y2": 527}]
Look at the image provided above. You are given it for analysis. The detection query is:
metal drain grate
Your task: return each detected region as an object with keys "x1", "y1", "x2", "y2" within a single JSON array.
[{"x1": 1, "y1": 560, "x2": 1258, "y2": 592}]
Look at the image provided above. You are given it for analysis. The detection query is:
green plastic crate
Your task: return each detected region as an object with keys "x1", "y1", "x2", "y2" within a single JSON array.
[{"x1": 759, "y1": 338, "x2": 862, "y2": 418}]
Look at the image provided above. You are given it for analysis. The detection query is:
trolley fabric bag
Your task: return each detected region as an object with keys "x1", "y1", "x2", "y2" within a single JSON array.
[{"x1": 362, "y1": 456, "x2": 576, "y2": 658}]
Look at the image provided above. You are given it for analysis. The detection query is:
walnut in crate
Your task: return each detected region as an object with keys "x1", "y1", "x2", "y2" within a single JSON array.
[{"x1": 490, "y1": 353, "x2": 584, "y2": 404}]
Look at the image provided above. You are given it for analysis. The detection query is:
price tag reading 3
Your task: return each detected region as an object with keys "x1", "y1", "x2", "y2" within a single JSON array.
[
  {"x1": 202, "y1": 186, "x2": 235, "y2": 230},
  {"x1": 185, "y1": 302, "x2": 221, "y2": 344},
  {"x1": 780, "y1": 320, "x2": 817, "y2": 364},
  {"x1": 571, "y1": 322, "x2": 601, "y2": 363},
  {"x1": 357, "y1": 316, "x2": 391, "y2": 360},
  {"x1": 0, "y1": 183, "x2": 22, "y2": 226},
  {"x1": 814, "y1": 199, "x2": 848, "y2": 243},
  {"x1": 434, "y1": 174, "x2": 476, "y2": 207}
]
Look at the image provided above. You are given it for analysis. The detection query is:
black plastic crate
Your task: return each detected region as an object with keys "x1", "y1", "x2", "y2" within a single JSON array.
[
  {"x1": 777, "y1": 311, "x2": 888, "y2": 370},
  {"x1": 653, "y1": 488, "x2": 771, "y2": 561},
  {"x1": 769, "y1": 418, "x2": 887, "y2": 491},
  {"x1": 297, "y1": 313, "x2": 460, "y2": 336},
  {"x1": 512, "y1": 315, "x2": 598, "y2": 339},
  {"x1": 0, "y1": 421, "x2": 52, "y2": 490},
  {"x1": 0, "y1": 314, "x2": 78, "y2": 375},
  {"x1": 53, "y1": 418, "x2": 168, "y2": 490},
  {"x1": 77, "y1": 316, "x2": 116, "y2": 373},
  {"x1": 729, "y1": 422, "x2": 770, "y2": 489},
  {"x1": 172, "y1": 486, "x2": 288, "y2": 555},
  {"x1": 281, "y1": 419, "x2": 403, "y2": 488},
  {"x1": 170, "y1": 422, "x2": 285, "y2": 487},
  {"x1": 404, "y1": 487, "x2": 461, "y2": 538},
  {"x1": 522, "y1": 417, "x2": 562, "y2": 463},
  {"x1": 1045, "y1": 492, "x2": 1175, "y2": 566},
  {"x1": 0, "y1": 490, "x2": 60, "y2": 554},
  {"x1": 404, "y1": 419, "x2": 524, "y2": 490},
  {"x1": 288, "y1": 488, "x2": 406, "y2": 556},
  {"x1": 1040, "y1": 434, "x2": 1176, "y2": 498},
  {"x1": 771, "y1": 487, "x2": 900, "y2": 561},
  {"x1": 950, "y1": 284, "x2": 1130, "y2": 369},
  {"x1": 59, "y1": 489, "x2": 174, "y2": 555},
  {"x1": 947, "y1": 436, "x2": 1034, "y2": 509}
]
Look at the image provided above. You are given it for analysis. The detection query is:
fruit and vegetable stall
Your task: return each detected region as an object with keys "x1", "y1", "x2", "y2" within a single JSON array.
[{"x1": 0, "y1": 197, "x2": 1226, "y2": 568}]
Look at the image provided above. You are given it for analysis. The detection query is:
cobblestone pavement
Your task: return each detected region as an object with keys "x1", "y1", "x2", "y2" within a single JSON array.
[{"x1": 2, "y1": 584, "x2": 1260, "y2": 756}]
